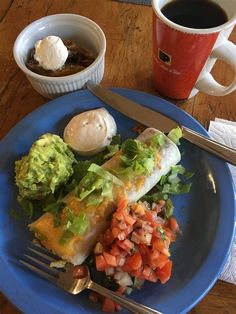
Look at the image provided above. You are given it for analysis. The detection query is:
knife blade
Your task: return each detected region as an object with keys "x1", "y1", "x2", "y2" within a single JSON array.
[{"x1": 86, "y1": 80, "x2": 236, "y2": 165}]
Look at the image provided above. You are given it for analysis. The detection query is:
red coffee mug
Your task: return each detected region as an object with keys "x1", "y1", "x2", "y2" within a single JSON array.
[{"x1": 152, "y1": 0, "x2": 236, "y2": 100}]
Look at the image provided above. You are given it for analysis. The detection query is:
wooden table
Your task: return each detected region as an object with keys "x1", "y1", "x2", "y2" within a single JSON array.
[{"x1": 0, "y1": 1, "x2": 235, "y2": 313}]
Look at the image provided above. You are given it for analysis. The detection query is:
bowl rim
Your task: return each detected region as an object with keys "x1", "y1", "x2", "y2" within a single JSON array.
[{"x1": 13, "y1": 13, "x2": 106, "y2": 82}]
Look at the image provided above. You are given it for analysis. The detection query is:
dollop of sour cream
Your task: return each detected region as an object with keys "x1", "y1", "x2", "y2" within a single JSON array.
[{"x1": 63, "y1": 108, "x2": 117, "y2": 156}]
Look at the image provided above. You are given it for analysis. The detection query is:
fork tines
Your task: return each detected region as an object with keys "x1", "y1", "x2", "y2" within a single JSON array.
[{"x1": 20, "y1": 242, "x2": 63, "y2": 283}]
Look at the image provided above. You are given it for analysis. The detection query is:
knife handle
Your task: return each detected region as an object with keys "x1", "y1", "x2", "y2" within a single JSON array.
[{"x1": 182, "y1": 126, "x2": 236, "y2": 165}]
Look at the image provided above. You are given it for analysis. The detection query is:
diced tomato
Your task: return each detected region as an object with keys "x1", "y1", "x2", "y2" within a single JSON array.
[
  {"x1": 156, "y1": 260, "x2": 172, "y2": 284},
  {"x1": 131, "y1": 267, "x2": 143, "y2": 279},
  {"x1": 137, "y1": 243, "x2": 149, "y2": 264},
  {"x1": 148, "y1": 269, "x2": 158, "y2": 282},
  {"x1": 111, "y1": 218, "x2": 119, "y2": 229},
  {"x1": 124, "y1": 224, "x2": 133, "y2": 236},
  {"x1": 142, "y1": 265, "x2": 151, "y2": 280},
  {"x1": 169, "y1": 217, "x2": 179, "y2": 232},
  {"x1": 124, "y1": 252, "x2": 142, "y2": 271},
  {"x1": 109, "y1": 243, "x2": 121, "y2": 256},
  {"x1": 116, "y1": 239, "x2": 134, "y2": 252},
  {"x1": 158, "y1": 253, "x2": 169, "y2": 269},
  {"x1": 124, "y1": 213, "x2": 136, "y2": 226},
  {"x1": 102, "y1": 298, "x2": 116, "y2": 313},
  {"x1": 117, "y1": 198, "x2": 128, "y2": 212},
  {"x1": 103, "y1": 252, "x2": 117, "y2": 267},
  {"x1": 144, "y1": 211, "x2": 157, "y2": 227},
  {"x1": 113, "y1": 212, "x2": 124, "y2": 223},
  {"x1": 95, "y1": 254, "x2": 108, "y2": 271},
  {"x1": 152, "y1": 238, "x2": 170, "y2": 257},
  {"x1": 95, "y1": 199, "x2": 178, "y2": 309},
  {"x1": 152, "y1": 229, "x2": 160, "y2": 239},
  {"x1": 162, "y1": 227, "x2": 175, "y2": 242},
  {"x1": 148, "y1": 249, "x2": 160, "y2": 268},
  {"x1": 121, "y1": 264, "x2": 131, "y2": 273},
  {"x1": 131, "y1": 203, "x2": 146, "y2": 216},
  {"x1": 151, "y1": 236, "x2": 170, "y2": 257},
  {"x1": 152, "y1": 237, "x2": 165, "y2": 252},
  {"x1": 111, "y1": 227, "x2": 121, "y2": 238},
  {"x1": 103, "y1": 229, "x2": 115, "y2": 246},
  {"x1": 117, "y1": 221, "x2": 127, "y2": 230},
  {"x1": 150, "y1": 249, "x2": 160, "y2": 261}
]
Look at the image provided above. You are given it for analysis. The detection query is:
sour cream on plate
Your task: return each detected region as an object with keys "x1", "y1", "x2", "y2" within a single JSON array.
[{"x1": 63, "y1": 108, "x2": 117, "y2": 156}]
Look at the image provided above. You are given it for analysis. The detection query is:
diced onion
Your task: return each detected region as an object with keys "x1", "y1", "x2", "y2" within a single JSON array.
[
  {"x1": 114, "y1": 271, "x2": 133, "y2": 287},
  {"x1": 105, "y1": 267, "x2": 115, "y2": 276}
]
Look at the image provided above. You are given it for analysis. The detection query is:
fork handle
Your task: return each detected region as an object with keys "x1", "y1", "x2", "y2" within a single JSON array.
[{"x1": 88, "y1": 281, "x2": 163, "y2": 314}]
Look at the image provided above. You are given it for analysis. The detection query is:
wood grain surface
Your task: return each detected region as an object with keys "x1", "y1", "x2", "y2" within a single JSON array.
[{"x1": 0, "y1": 1, "x2": 235, "y2": 313}]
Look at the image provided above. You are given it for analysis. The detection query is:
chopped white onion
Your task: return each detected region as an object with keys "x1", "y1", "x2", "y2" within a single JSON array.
[
  {"x1": 114, "y1": 271, "x2": 133, "y2": 287},
  {"x1": 105, "y1": 267, "x2": 115, "y2": 276}
]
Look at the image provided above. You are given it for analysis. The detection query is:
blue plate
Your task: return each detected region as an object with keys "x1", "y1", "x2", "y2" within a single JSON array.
[{"x1": 0, "y1": 89, "x2": 235, "y2": 314}]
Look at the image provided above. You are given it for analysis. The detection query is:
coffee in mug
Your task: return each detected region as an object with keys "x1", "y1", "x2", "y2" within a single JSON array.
[{"x1": 152, "y1": 0, "x2": 236, "y2": 100}]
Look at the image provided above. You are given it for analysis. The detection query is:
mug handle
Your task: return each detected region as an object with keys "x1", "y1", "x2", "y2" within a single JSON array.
[{"x1": 195, "y1": 37, "x2": 236, "y2": 96}]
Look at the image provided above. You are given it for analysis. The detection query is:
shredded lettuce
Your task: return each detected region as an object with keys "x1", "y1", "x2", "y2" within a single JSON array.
[
  {"x1": 161, "y1": 182, "x2": 192, "y2": 194},
  {"x1": 159, "y1": 164, "x2": 193, "y2": 195},
  {"x1": 113, "y1": 136, "x2": 163, "y2": 180},
  {"x1": 76, "y1": 175, "x2": 98, "y2": 200},
  {"x1": 59, "y1": 230, "x2": 74, "y2": 245},
  {"x1": 58, "y1": 210, "x2": 89, "y2": 245},
  {"x1": 141, "y1": 192, "x2": 168, "y2": 203},
  {"x1": 104, "y1": 144, "x2": 120, "y2": 159},
  {"x1": 89, "y1": 134, "x2": 121, "y2": 164},
  {"x1": 67, "y1": 212, "x2": 89, "y2": 235},
  {"x1": 171, "y1": 164, "x2": 186, "y2": 175},
  {"x1": 151, "y1": 133, "x2": 165, "y2": 148},
  {"x1": 75, "y1": 163, "x2": 123, "y2": 207},
  {"x1": 163, "y1": 199, "x2": 174, "y2": 219},
  {"x1": 86, "y1": 194, "x2": 104, "y2": 206},
  {"x1": 88, "y1": 163, "x2": 123, "y2": 186},
  {"x1": 168, "y1": 127, "x2": 182, "y2": 145},
  {"x1": 104, "y1": 134, "x2": 121, "y2": 159},
  {"x1": 72, "y1": 160, "x2": 92, "y2": 182},
  {"x1": 141, "y1": 164, "x2": 193, "y2": 218}
]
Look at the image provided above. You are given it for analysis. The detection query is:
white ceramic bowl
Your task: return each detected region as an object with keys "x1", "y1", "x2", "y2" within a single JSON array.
[{"x1": 13, "y1": 14, "x2": 106, "y2": 98}]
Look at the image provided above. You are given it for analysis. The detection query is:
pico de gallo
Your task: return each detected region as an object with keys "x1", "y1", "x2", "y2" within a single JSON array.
[{"x1": 91, "y1": 197, "x2": 180, "y2": 312}]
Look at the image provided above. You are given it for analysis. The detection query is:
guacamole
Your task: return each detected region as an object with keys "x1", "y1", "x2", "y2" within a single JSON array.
[{"x1": 15, "y1": 133, "x2": 76, "y2": 200}]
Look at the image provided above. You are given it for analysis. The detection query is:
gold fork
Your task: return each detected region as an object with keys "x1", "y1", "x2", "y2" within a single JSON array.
[{"x1": 20, "y1": 243, "x2": 163, "y2": 314}]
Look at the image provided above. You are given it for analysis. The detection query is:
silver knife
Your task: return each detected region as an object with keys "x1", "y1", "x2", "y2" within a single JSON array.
[{"x1": 86, "y1": 80, "x2": 236, "y2": 165}]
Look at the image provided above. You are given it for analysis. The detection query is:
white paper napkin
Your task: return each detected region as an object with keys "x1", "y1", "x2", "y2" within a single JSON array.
[{"x1": 208, "y1": 118, "x2": 236, "y2": 285}]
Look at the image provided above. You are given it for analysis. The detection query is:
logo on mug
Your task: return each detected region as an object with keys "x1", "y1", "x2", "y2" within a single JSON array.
[{"x1": 158, "y1": 49, "x2": 172, "y2": 66}]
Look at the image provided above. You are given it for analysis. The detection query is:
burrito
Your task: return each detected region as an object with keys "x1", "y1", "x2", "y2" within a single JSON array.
[{"x1": 29, "y1": 128, "x2": 181, "y2": 265}]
